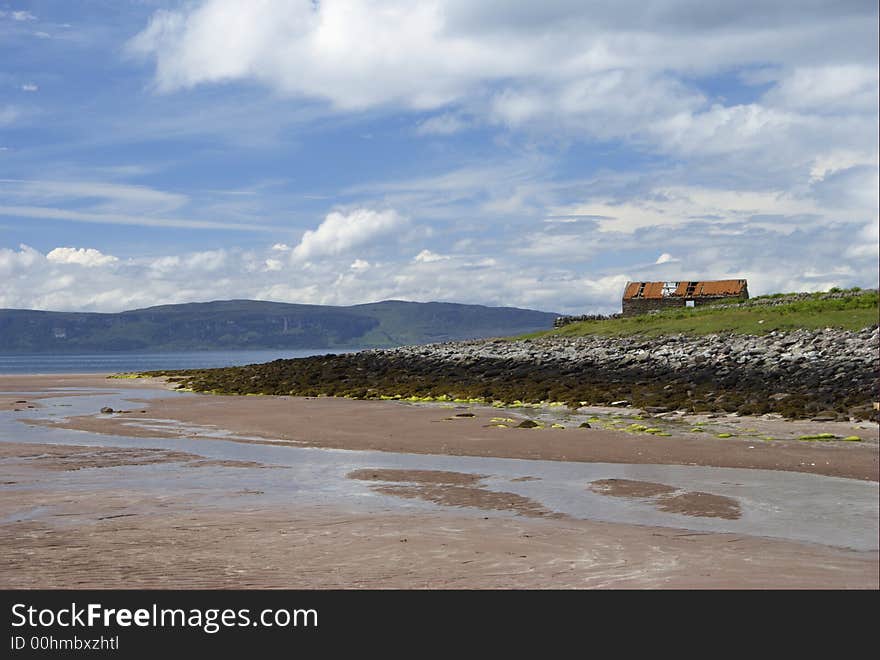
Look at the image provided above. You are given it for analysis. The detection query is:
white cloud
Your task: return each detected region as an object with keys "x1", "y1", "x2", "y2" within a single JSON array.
[
  {"x1": 127, "y1": 3, "x2": 879, "y2": 205},
  {"x1": 128, "y1": 1, "x2": 878, "y2": 155},
  {"x1": 184, "y1": 249, "x2": 227, "y2": 272},
  {"x1": 512, "y1": 233, "x2": 601, "y2": 261},
  {"x1": 845, "y1": 220, "x2": 880, "y2": 260},
  {"x1": 413, "y1": 249, "x2": 448, "y2": 263},
  {"x1": 350, "y1": 259, "x2": 371, "y2": 271},
  {"x1": 0, "y1": 244, "x2": 41, "y2": 276},
  {"x1": 764, "y1": 65, "x2": 878, "y2": 113},
  {"x1": 0, "y1": 205, "x2": 271, "y2": 231},
  {"x1": 264, "y1": 258, "x2": 284, "y2": 271},
  {"x1": 46, "y1": 247, "x2": 119, "y2": 268},
  {"x1": 554, "y1": 184, "x2": 837, "y2": 234},
  {"x1": 0, "y1": 10, "x2": 37, "y2": 21},
  {"x1": 148, "y1": 250, "x2": 227, "y2": 274},
  {"x1": 0, "y1": 180, "x2": 278, "y2": 235},
  {"x1": 131, "y1": 1, "x2": 876, "y2": 120},
  {"x1": 129, "y1": 1, "x2": 531, "y2": 110},
  {"x1": 0, "y1": 178, "x2": 188, "y2": 212},
  {"x1": 0, "y1": 226, "x2": 876, "y2": 315},
  {"x1": 655, "y1": 253, "x2": 677, "y2": 264},
  {"x1": 416, "y1": 113, "x2": 468, "y2": 135},
  {"x1": 490, "y1": 70, "x2": 704, "y2": 141},
  {"x1": 292, "y1": 208, "x2": 406, "y2": 261},
  {"x1": 649, "y1": 103, "x2": 795, "y2": 156},
  {"x1": 123, "y1": 0, "x2": 878, "y2": 268},
  {"x1": 21, "y1": 83, "x2": 38, "y2": 92},
  {"x1": 809, "y1": 150, "x2": 878, "y2": 182}
]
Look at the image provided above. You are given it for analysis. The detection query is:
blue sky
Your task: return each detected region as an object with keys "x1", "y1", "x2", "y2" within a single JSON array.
[{"x1": 1, "y1": 0, "x2": 878, "y2": 314}]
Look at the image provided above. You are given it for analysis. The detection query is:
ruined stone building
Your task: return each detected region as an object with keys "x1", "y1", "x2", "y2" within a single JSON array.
[{"x1": 621, "y1": 280, "x2": 749, "y2": 317}]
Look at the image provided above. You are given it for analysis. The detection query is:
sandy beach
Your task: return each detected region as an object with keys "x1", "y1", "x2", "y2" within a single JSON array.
[
  {"x1": 12, "y1": 373, "x2": 877, "y2": 481},
  {"x1": 1, "y1": 373, "x2": 877, "y2": 589}
]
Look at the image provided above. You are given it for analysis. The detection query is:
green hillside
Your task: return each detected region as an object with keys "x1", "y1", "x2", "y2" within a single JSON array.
[
  {"x1": 0, "y1": 299, "x2": 558, "y2": 352},
  {"x1": 522, "y1": 289, "x2": 878, "y2": 339}
]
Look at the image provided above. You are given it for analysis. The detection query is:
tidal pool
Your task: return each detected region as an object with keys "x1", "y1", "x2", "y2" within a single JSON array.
[{"x1": 1, "y1": 387, "x2": 877, "y2": 551}]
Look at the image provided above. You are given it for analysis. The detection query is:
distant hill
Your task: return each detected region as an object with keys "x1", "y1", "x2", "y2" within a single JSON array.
[{"x1": 0, "y1": 299, "x2": 559, "y2": 352}]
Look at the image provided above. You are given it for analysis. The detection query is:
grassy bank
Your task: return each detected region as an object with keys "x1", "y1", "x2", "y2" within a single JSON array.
[{"x1": 525, "y1": 289, "x2": 878, "y2": 339}]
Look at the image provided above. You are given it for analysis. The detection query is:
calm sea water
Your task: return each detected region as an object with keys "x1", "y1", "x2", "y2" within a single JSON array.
[{"x1": 0, "y1": 349, "x2": 363, "y2": 374}]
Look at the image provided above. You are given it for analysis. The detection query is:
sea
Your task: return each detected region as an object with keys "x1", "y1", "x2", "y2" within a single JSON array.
[{"x1": 0, "y1": 349, "x2": 363, "y2": 374}]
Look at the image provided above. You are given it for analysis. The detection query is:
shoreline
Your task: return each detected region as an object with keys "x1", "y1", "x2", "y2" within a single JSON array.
[{"x1": 4, "y1": 373, "x2": 876, "y2": 482}]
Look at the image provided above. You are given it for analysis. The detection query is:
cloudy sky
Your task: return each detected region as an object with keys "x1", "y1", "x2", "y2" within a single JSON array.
[{"x1": 1, "y1": 0, "x2": 877, "y2": 314}]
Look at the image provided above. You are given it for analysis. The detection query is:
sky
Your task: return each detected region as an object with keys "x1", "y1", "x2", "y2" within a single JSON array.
[{"x1": 0, "y1": 0, "x2": 878, "y2": 315}]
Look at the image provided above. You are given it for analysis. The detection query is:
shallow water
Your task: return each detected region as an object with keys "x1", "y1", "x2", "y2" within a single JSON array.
[
  {"x1": 0, "y1": 348, "x2": 361, "y2": 374},
  {"x1": 1, "y1": 387, "x2": 877, "y2": 551}
]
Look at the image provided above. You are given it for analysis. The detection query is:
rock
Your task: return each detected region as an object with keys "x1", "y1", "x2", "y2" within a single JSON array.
[
  {"x1": 578, "y1": 422, "x2": 591, "y2": 428},
  {"x1": 810, "y1": 411, "x2": 839, "y2": 422},
  {"x1": 100, "y1": 407, "x2": 114, "y2": 414},
  {"x1": 516, "y1": 419, "x2": 540, "y2": 428},
  {"x1": 610, "y1": 400, "x2": 631, "y2": 407},
  {"x1": 643, "y1": 406, "x2": 671, "y2": 413}
]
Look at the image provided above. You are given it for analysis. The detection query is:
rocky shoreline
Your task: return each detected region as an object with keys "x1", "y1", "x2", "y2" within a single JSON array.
[{"x1": 153, "y1": 325, "x2": 879, "y2": 421}]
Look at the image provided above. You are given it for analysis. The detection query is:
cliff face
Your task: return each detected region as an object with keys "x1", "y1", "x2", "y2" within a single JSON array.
[{"x1": 157, "y1": 325, "x2": 879, "y2": 421}]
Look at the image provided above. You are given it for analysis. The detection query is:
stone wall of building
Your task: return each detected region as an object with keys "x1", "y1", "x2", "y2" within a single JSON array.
[
  {"x1": 622, "y1": 297, "x2": 682, "y2": 317},
  {"x1": 621, "y1": 294, "x2": 746, "y2": 317}
]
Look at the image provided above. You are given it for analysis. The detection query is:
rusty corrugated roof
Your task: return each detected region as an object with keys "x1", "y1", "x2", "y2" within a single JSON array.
[
  {"x1": 693, "y1": 280, "x2": 748, "y2": 296},
  {"x1": 623, "y1": 282, "x2": 642, "y2": 299},
  {"x1": 623, "y1": 279, "x2": 747, "y2": 300}
]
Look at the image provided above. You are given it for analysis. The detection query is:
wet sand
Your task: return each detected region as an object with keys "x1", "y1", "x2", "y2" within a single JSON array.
[
  {"x1": 588, "y1": 479, "x2": 742, "y2": 519},
  {"x1": 12, "y1": 374, "x2": 877, "y2": 481},
  {"x1": 0, "y1": 441, "x2": 210, "y2": 471},
  {"x1": 1, "y1": 374, "x2": 878, "y2": 589},
  {"x1": 1, "y1": 446, "x2": 875, "y2": 589}
]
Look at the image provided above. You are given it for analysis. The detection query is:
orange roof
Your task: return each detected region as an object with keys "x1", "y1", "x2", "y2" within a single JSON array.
[
  {"x1": 623, "y1": 280, "x2": 747, "y2": 300},
  {"x1": 623, "y1": 282, "x2": 642, "y2": 299}
]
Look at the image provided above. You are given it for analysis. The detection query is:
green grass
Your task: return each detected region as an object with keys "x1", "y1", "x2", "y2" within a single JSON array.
[{"x1": 521, "y1": 290, "x2": 878, "y2": 339}]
